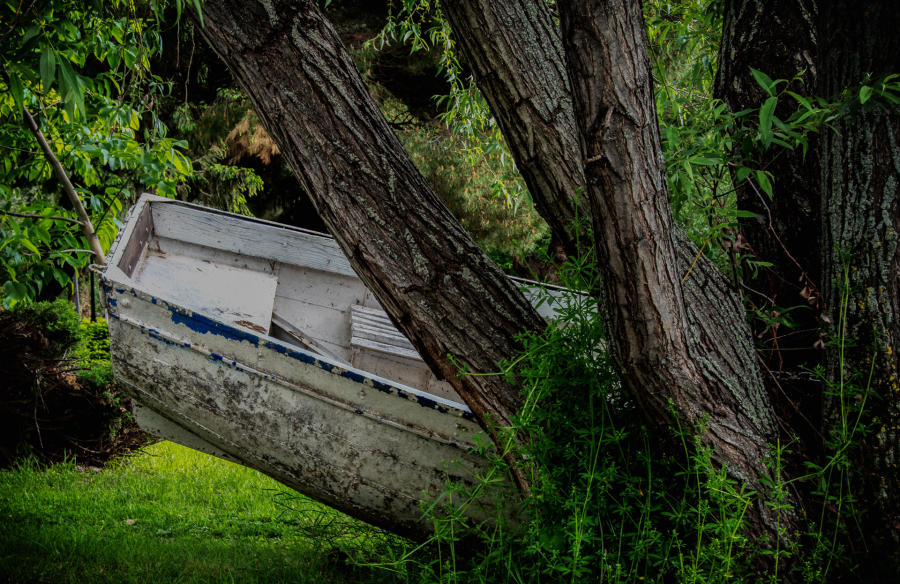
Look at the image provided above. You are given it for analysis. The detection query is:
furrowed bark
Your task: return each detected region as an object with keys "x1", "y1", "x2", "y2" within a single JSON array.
[
  {"x1": 819, "y1": 0, "x2": 900, "y2": 572},
  {"x1": 193, "y1": 0, "x2": 545, "y2": 496},
  {"x1": 715, "y1": 0, "x2": 821, "y2": 369},
  {"x1": 714, "y1": 0, "x2": 823, "y2": 471},
  {"x1": 441, "y1": 0, "x2": 588, "y2": 258},
  {"x1": 558, "y1": 0, "x2": 794, "y2": 556},
  {"x1": 446, "y1": 0, "x2": 793, "y2": 551}
]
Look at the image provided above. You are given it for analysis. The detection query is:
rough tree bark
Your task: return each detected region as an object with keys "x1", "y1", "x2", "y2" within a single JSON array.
[
  {"x1": 715, "y1": 0, "x2": 821, "y2": 329},
  {"x1": 714, "y1": 0, "x2": 824, "y2": 470},
  {"x1": 193, "y1": 0, "x2": 545, "y2": 492},
  {"x1": 440, "y1": 0, "x2": 588, "y2": 258},
  {"x1": 557, "y1": 0, "x2": 794, "y2": 552},
  {"x1": 818, "y1": 0, "x2": 900, "y2": 571},
  {"x1": 444, "y1": 0, "x2": 794, "y2": 550}
]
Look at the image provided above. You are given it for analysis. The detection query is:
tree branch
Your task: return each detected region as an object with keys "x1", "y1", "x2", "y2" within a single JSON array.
[
  {"x1": 19, "y1": 106, "x2": 106, "y2": 264},
  {"x1": 0, "y1": 209, "x2": 85, "y2": 225}
]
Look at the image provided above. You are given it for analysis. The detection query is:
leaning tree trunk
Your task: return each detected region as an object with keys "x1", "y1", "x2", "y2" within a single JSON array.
[
  {"x1": 818, "y1": 1, "x2": 900, "y2": 574},
  {"x1": 440, "y1": 0, "x2": 589, "y2": 259},
  {"x1": 444, "y1": 0, "x2": 795, "y2": 553},
  {"x1": 193, "y1": 0, "x2": 546, "y2": 494},
  {"x1": 557, "y1": 0, "x2": 795, "y2": 559}
]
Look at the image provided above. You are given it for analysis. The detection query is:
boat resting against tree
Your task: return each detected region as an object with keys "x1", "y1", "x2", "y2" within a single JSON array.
[{"x1": 102, "y1": 194, "x2": 574, "y2": 537}]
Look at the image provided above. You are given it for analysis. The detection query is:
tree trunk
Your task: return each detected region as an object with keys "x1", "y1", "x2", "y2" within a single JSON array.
[
  {"x1": 441, "y1": 0, "x2": 589, "y2": 258},
  {"x1": 446, "y1": 0, "x2": 795, "y2": 552},
  {"x1": 193, "y1": 0, "x2": 545, "y2": 494},
  {"x1": 557, "y1": 0, "x2": 794, "y2": 555},
  {"x1": 715, "y1": 1, "x2": 821, "y2": 326},
  {"x1": 21, "y1": 106, "x2": 106, "y2": 264},
  {"x1": 714, "y1": 0, "x2": 824, "y2": 471},
  {"x1": 819, "y1": 0, "x2": 900, "y2": 573}
]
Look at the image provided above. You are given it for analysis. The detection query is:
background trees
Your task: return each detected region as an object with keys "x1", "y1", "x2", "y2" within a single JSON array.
[{"x1": 0, "y1": 0, "x2": 195, "y2": 305}]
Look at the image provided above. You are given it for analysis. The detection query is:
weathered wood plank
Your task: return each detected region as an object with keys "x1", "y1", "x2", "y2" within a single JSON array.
[
  {"x1": 135, "y1": 251, "x2": 277, "y2": 335},
  {"x1": 149, "y1": 199, "x2": 357, "y2": 277},
  {"x1": 116, "y1": 201, "x2": 154, "y2": 278}
]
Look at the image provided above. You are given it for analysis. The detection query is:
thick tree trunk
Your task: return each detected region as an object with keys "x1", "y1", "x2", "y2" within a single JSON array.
[
  {"x1": 557, "y1": 0, "x2": 794, "y2": 556},
  {"x1": 714, "y1": 0, "x2": 823, "y2": 470},
  {"x1": 715, "y1": 0, "x2": 821, "y2": 369},
  {"x1": 193, "y1": 0, "x2": 545, "y2": 495},
  {"x1": 441, "y1": 0, "x2": 588, "y2": 258},
  {"x1": 715, "y1": 1, "x2": 821, "y2": 328},
  {"x1": 819, "y1": 1, "x2": 900, "y2": 572},
  {"x1": 445, "y1": 0, "x2": 794, "y2": 552}
]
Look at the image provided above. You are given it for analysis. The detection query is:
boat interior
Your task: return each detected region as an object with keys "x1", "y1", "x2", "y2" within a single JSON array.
[{"x1": 114, "y1": 198, "x2": 460, "y2": 402}]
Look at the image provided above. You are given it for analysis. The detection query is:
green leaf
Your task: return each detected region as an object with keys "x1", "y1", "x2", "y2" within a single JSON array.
[
  {"x1": 33, "y1": 224, "x2": 51, "y2": 245},
  {"x1": 191, "y1": 0, "x2": 204, "y2": 26},
  {"x1": 859, "y1": 85, "x2": 873, "y2": 105},
  {"x1": 108, "y1": 47, "x2": 121, "y2": 70},
  {"x1": 122, "y1": 47, "x2": 137, "y2": 69},
  {"x1": 750, "y1": 68, "x2": 777, "y2": 97},
  {"x1": 18, "y1": 237, "x2": 41, "y2": 256},
  {"x1": 21, "y1": 26, "x2": 40, "y2": 45},
  {"x1": 52, "y1": 267, "x2": 71, "y2": 287},
  {"x1": 8, "y1": 71, "x2": 24, "y2": 118},
  {"x1": 759, "y1": 96, "x2": 778, "y2": 148},
  {"x1": 755, "y1": 170, "x2": 773, "y2": 198},
  {"x1": 58, "y1": 59, "x2": 85, "y2": 120},
  {"x1": 786, "y1": 91, "x2": 813, "y2": 112},
  {"x1": 736, "y1": 166, "x2": 752, "y2": 184},
  {"x1": 171, "y1": 150, "x2": 191, "y2": 175},
  {"x1": 5, "y1": 281, "x2": 29, "y2": 302},
  {"x1": 688, "y1": 156, "x2": 721, "y2": 166},
  {"x1": 40, "y1": 47, "x2": 57, "y2": 90}
]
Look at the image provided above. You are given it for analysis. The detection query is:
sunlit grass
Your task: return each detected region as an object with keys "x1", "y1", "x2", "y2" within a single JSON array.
[{"x1": 0, "y1": 441, "x2": 397, "y2": 583}]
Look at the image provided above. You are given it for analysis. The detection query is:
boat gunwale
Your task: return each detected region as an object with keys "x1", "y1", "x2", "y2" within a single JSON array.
[
  {"x1": 108, "y1": 193, "x2": 576, "y2": 294},
  {"x1": 103, "y1": 279, "x2": 476, "y2": 417}
]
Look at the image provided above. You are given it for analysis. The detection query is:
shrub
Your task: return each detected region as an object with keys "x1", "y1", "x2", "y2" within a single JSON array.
[{"x1": 0, "y1": 300, "x2": 143, "y2": 466}]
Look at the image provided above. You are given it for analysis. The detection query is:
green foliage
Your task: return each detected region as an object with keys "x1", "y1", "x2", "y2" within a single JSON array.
[
  {"x1": 7, "y1": 297, "x2": 81, "y2": 354},
  {"x1": 645, "y1": 0, "x2": 738, "y2": 267},
  {"x1": 1, "y1": 0, "x2": 193, "y2": 306},
  {"x1": 71, "y1": 316, "x2": 115, "y2": 388},
  {"x1": 371, "y1": 1, "x2": 528, "y2": 211},
  {"x1": 365, "y1": 260, "x2": 765, "y2": 583},
  {"x1": 168, "y1": 87, "x2": 265, "y2": 214},
  {"x1": 392, "y1": 104, "x2": 548, "y2": 261},
  {"x1": 645, "y1": 1, "x2": 891, "y2": 285},
  {"x1": 359, "y1": 261, "x2": 879, "y2": 583}
]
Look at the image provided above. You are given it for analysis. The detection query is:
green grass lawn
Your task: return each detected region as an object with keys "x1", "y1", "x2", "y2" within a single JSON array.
[{"x1": 0, "y1": 441, "x2": 404, "y2": 583}]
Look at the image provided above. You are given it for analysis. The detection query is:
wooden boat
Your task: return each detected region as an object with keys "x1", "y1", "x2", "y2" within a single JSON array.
[{"x1": 102, "y1": 194, "x2": 571, "y2": 537}]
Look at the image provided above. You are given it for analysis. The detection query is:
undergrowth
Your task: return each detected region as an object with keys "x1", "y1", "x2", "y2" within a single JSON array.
[
  {"x1": 365, "y1": 256, "x2": 877, "y2": 583},
  {"x1": 0, "y1": 300, "x2": 140, "y2": 466}
]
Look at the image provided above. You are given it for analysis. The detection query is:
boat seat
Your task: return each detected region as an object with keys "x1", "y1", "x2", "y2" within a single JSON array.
[{"x1": 350, "y1": 305, "x2": 422, "y2": 361}]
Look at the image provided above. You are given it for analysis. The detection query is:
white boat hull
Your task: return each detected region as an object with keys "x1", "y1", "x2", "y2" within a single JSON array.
[{"x1": 103, "y1": 195, "x2": 549, "y2": 535}]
